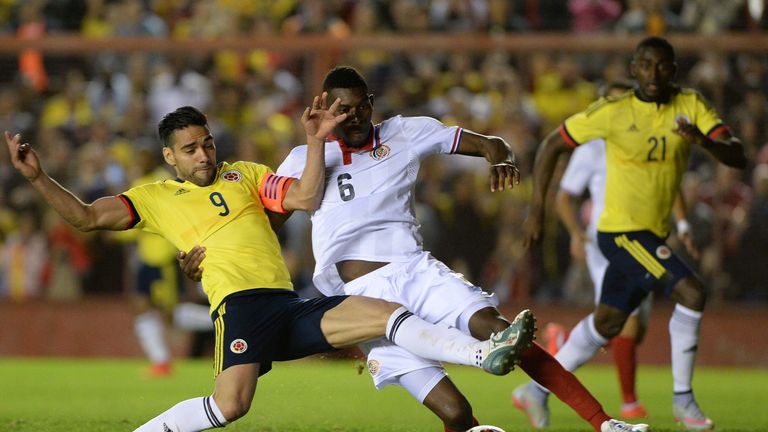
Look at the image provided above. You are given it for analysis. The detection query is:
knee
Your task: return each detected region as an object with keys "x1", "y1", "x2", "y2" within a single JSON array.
[
  {"x1": 467, "y1": 307, "x2": 508, "y2": 339},
  {"x1": 672, "y1": 277, "x2": 707, "y2": 311},
  {"x1": 213, "y1": 394, "x2": 252, "y2": 422},
  {"x1": 592, "y1": 313, "x2": 624, "y2": 339}
]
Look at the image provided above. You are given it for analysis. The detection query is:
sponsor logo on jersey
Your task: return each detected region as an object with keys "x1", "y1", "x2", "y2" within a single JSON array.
[
  {"x1": 175, "y1": 188, "x2": 189, "y2": 195},
  {"x1": 370, "y1": 144, "x2": 390, "y2": 161},
  {"x1": 367, "y1": 359, "x2": 380, "y2": 376},
  {"x1": 230, "y1": 339, "x2": 248, "y2": 354},
  {"x1": 627, "y1": 124, "x2": 639, "y2": 132},
  {"x1": 656, "y1": 245, "x2": 671, "y2": 260},
  {"x1": 221, "y1": 170, "x2": 242, "y2": 182}
]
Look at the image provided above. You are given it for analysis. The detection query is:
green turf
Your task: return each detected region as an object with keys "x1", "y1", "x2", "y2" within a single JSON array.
[{"x1": 0, "y1": 357, "x2": 766, "y2": 431}]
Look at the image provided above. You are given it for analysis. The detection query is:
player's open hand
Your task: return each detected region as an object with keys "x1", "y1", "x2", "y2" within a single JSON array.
[
  {"x1": 301, "y1": 92, "x2": 348, "y2": 141},
  {"x1": 522, "y1": 212, "x2": 543, "y2": 250},
  {"x1": 489, "y1": 161, "x2": 521, "y2": 192},
  {"x1": 569, "y1": 230, "x2": 587, "y2": 261},
  {"x1": 672, "y1": 118, "x2": 704, "y2": 145},
  {"x1": 679, "y1": 231, "x2": 700, "y2": 260},
  {"x1": 5, "y1": 131, "x2": 42, "y2": 181},
  {"x1": 177, "y1": 246, "x2": 205, "y2": 282}
]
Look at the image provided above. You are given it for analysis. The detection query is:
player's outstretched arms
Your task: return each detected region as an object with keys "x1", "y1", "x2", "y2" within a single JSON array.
[
  {"x1": 4, "y1": 131, "x2": 132, "y2": 231},
  {"x1": 282, "y1": 93, "x2": 347, "y2": 212},
  {"x1": 673, "y1": 119, "x2": 747, "y2": 169},
  {"x1": 522, "y1": 128, "x2": 574, "y2": 249},
  {"x1": 457, "y1": 130, "x2": 521, "y2": 192}
]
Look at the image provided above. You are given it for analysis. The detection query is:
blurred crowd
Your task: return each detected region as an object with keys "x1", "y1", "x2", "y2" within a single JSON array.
[{"x1": 0, "y1": 0, "x2": 767, "y2": 306}]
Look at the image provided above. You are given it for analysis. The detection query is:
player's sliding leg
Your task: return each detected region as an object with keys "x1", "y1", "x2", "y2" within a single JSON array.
[
  {"x1": 322, "y1": 297, "x2": 535, "y2": 375},
  {"x1": 133, "y1": 363, "x2": 260, "y2": 432}
]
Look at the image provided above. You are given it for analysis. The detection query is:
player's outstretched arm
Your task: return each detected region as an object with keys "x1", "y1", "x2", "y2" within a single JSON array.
[
  {"x1": 4, "y1": 131, "x2": 131, "y2": 231},
  {"x1": 282, "y1": 93, "x2": 347, "y2": 212},
  {"x1": 673, "y1": 120, "x2": 747, "y2": 169},
  {"x1": 457, "y1": 130, "x2": 520, "y2": 192},
  {"x1": 522, "y1": 128, "x2": 574, "y2": 249}
]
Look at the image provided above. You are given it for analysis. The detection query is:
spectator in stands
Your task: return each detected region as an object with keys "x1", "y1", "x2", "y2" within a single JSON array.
[{"x1": 0, "y1": 205, "x2": 48, "y2": 301}]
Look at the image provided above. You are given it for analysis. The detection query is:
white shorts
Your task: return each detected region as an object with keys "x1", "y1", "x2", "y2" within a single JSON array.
[
  {"x1": 342, "y1": 252, "x2": 498, "y2": 395},
  {"x1": 586, "y1": 238, "x2": 653, "y2": 320}
]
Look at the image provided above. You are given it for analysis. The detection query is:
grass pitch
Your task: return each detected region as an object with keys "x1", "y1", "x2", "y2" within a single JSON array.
[{"x1": 0, "y1": 357, "x2": 766, "y2": 431}]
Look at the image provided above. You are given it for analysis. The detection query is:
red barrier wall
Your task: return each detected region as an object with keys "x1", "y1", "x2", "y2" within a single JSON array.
[{"x1": 1, "y1": 298, "x2": 766, "y2": 367}]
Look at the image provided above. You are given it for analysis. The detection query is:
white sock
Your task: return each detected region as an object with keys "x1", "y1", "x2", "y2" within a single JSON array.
[
  {"x1": 133, "y1": 396, "x2": 228, "y2": 431},
  {"x1": 386, "y1": 307, "x2": 486, "y2": 368},
  {"x1": 669, "y1": 304, "x2": 702, "y2": 393},
  {"x1": 135, "y1": 310, "x2": 171, "y2": 364},
  {"x1": 555, "y1": 314, "x2": 608, "y2": 371},
  {"x1": 173, "y1": 303, "x2": 214, "y2": 331}
]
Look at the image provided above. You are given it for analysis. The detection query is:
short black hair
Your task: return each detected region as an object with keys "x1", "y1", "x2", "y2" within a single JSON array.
[
  {"x1": 157, "y1": 106, "x2": 208, "y2": 147},
  {"x1": 635, "y1": 36, "x2": 675, "y2": 60},
  {"x1": 322, "y1": 66, "x2": 369, "y2": 93}
]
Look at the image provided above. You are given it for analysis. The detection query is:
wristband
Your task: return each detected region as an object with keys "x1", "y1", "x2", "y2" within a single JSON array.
[{"x1": 676, "y1": 219, "x2": 691, "y2": 236}]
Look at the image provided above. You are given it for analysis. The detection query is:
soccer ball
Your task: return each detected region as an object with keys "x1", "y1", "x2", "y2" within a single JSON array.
[{"x1": 466, "y1": 426, "x2": 507, "y2": 432}]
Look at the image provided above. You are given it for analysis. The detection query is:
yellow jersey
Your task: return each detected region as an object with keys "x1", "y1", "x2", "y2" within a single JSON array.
[
  {"x1": 120, "y1": 161, "x2": 295, "y2": 312},
  {"x1": 560, "y1": 88, "x2": 727, "y2": 237}
]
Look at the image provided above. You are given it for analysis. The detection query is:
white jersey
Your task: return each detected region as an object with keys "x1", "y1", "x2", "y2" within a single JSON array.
[
  {"x1": 277, "y1": 115, "x2": 463, "y2": 296},
  {"x1": 559, "y1": 138, "x2": 606, "y2": 239}
]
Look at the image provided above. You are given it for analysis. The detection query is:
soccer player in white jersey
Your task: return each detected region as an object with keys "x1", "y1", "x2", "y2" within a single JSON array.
[
  {"x1": 183, "y1": 66, "x2": 649, "y2": 432},
  {"x1": 5, "y1": 96, "x2": 535, "y2": 432}
]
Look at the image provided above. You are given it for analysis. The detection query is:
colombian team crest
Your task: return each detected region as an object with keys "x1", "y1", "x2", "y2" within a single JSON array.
[
  {"x1": 367, "y1": 359, "x2": 380, "y2": 376},
  {"x1": 370, "y1": 144, "x2": 390, "y2": 161},
  {"x1": 230, "y1": 339, "x2": 248, "y2": 354},
  {"x1": 656, "y1": 245, "x2": 671, "y2": 260},
  {"x1": 221, "y1": 170, "x2": 242, "y2": 182}
]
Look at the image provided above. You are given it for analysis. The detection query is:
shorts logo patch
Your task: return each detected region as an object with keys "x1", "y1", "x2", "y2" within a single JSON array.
[
  {"x1": 656, "y1": 245, "x2": 671, "y2": 260},
  {"x1": 370, "y1": 144, "x2": 390, "y2": 161},
  {"x1": 367, "y1": 359, "x2": 380, "y2": 376},
  {"x1": 221, "y1": 170, "x2": 242, "y2": 182},
  {"x1": 230, "y1": 339, "x2": 248, "y2": 354}
]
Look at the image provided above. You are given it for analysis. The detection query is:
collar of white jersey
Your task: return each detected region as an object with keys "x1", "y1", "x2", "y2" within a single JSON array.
[{"x1": 330, "y1": 123, "x2": 380, "y2": 165}]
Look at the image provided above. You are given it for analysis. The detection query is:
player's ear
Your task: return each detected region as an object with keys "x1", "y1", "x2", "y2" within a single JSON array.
[
  {"x1": 368, "y1": 93, "x2": 375, "y2": 106},
  {"x1": 162, "y1": 146, "x2": 176, "y2": 166}
]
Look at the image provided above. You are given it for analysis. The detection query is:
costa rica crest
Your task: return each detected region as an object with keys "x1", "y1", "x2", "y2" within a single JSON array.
[
  {"x1": 370, "y1": 144, "x2": 390, "y2": 161},
  {"x1": 367, "y1": 359, "x2": 380, "y2": 375}
]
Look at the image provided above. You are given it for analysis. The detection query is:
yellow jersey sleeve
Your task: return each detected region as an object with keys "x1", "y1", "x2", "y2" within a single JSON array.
[
  {"x1": 684, "y1": 89, "x2": 727, "y2": 139},
  {"x1": 560, "y1": 96, "x2": 617, "y2": 147},
  {"x1": 120, "y1": 161, "x2": 293, "y2": 312}
]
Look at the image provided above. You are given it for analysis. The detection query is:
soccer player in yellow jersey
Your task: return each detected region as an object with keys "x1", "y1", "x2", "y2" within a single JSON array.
[
  {"x1": 5, "y1": 96, "x2": 534, "y2": 432},
  {"x1": 518, "y1": 37, "x2": 746, "y2": 431}
]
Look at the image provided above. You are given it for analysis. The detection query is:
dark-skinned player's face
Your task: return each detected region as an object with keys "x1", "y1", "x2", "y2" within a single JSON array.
[
  {"x1": 162, "y1": 125, "x2": 217, "y2": 186},
  {"x1": 631, "y1": 46, "x2": 677, "y2": 102},
  {"x1": 326, "y1": 86, "x2": 373, "y2": 148}
]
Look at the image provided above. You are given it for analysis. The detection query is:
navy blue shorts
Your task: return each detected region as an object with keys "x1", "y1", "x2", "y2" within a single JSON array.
[
  {"x1": 597, "y1": 231, "x2": 692, "y2": 313},
  {"x1": 210, "y1": 289, "x2": 348, "y2": 377}
]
